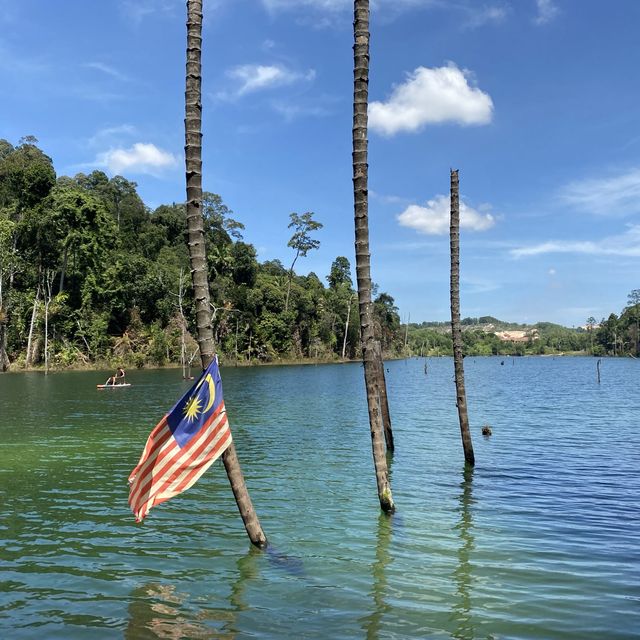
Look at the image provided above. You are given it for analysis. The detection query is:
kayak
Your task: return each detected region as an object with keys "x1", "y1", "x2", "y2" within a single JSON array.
[{"x1": 97, "y1": 383, "x2": 132, "y2": 389}]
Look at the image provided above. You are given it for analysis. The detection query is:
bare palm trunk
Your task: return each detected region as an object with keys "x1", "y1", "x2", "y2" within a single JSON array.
[
  {"x1": 375, "y1": 346, "x2": 394, "y2": 451},
  {"x1": 449, "y1": 169, "x2": 475, "y2": 467},
  {"x1": 185, "y1": 0, "x2": 266, "y2": 547},
  {"x1": 353, "y1": 0, "x2": 394, "y2": 511}
]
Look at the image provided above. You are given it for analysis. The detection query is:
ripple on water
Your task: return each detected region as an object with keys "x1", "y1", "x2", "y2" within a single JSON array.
[{"x1": 1, "y1": 358, "x2": 639, "y2": 638}]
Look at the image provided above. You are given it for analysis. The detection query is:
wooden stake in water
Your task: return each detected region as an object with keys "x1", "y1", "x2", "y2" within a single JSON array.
[
  {"x1": 597, "y1": 359, "x2": 601, "y2": 384},
  {"x1": 184, "y1": 0, "x2": 267, "y2": 548},
  {"x1": 449, "y1": 170, "x2": 475, "y2": 467}
]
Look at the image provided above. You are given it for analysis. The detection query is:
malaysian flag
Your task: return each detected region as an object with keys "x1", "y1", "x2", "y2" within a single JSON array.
[{"x1": 128, "y1": 356, "x2": 232, "y2": 521}]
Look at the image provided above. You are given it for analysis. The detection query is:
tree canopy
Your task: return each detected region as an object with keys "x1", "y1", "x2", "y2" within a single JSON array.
[{"x1": 0, "y1": 138, "x2": 404, "y2": 370}]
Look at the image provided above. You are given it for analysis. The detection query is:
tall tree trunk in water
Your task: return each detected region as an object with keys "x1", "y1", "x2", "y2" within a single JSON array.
[
  {"x1": 353, "y1": 0, "x2": 394, "y2": 511},
  {"x1": 185, "y1": 0, "x2": 267, "y2": 548},
  {"x1": 374, "y1": 346, "x2": 393, "y2": 451},
  {"x1": 449, "y1": 169, "x2": 475, "y2": 467}
]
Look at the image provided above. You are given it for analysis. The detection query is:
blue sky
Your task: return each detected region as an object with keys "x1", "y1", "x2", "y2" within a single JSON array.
[{"x1": 2, "y1": 0, "x2": 639, "y2": 327}]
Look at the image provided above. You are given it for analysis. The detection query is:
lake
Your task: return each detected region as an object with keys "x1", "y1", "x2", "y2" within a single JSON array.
[{"x1": 1, "y1": 356, "x2": 639, "y2": 639}]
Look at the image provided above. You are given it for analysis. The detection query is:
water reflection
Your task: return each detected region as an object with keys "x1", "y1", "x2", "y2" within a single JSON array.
[
  {"x1": 451, "y1": 467, "x2": 476, "y2": 640},
  {"x1": 125, "y1": 582, "x2": 214, "y2": 639},
  {"x1": 361, "y1": 512, "x2": 393, "y2": 640},
  {"x1": 125, "y1": 547, "x2": 262, "y2": 639}
]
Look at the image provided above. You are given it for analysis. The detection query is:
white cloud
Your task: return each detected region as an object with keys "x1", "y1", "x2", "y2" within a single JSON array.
[
  {"x1": 119, "y1": 0, "x2": 179, "y2": 22},
  {"x1": 561, "y1": 168, "x2": 640, "y2": 216},
  {"x1": 533, "y1": 0, "x2": 559, "y2": 25},
  {"x1": 397, "y1": 195, "x2": 496, "y2": 235},
  {"x1": 369, "y1": 64, "x2": 493, "y2": 136},
  {"x1": 95, "y1": 143, "x2": 178, "y2": 175},
  {"x1": 370, "y1": 190, "x2": 413, "y2": 206},
  {"x1": 271, "y1": 101, "x2": 330, "y2": 120},
  {"x1": 218, "y1": 64, "x2": 315, "y2": 99},
  {"x1": 84, "y1": 62, "x2": 130, "y2": 82},
  {"x1": 511, "y1": 224, "x2": 640, "y2": 258},
  {"x1": 88, "y1": 124, "x2": 137, "y2": 147},
  {"x1": 462, "y1": 276, "x2": 501, "y2": 294},
  {"x1": 260, "y1": 0, "x2": 440, "y2": 11},
  {"x1": 118, "y1": 0, "x2": 224, "y2": 24},
  {"x1": 464, "y1": 4, "x2": 509, "y2": 29},
  {"x1": 0, "y1": 41, "x2": 49, "y2": 73},
  {"x1": 261, "y1": 0, "x2": 347, "y2": 9}
]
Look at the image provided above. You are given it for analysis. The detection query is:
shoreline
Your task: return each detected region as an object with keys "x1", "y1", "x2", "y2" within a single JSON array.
[{"x1": 1, "y1": 351, "x2": 616, "y2": 374}]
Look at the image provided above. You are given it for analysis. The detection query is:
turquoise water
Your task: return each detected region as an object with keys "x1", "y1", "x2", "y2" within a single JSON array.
[{"x1": 1, "y1": 357, "x2": 638, "y2": 639}]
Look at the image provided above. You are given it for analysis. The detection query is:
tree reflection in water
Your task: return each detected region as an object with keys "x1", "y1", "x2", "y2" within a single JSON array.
[
  {"x1": 124, "y1": 582, "x2": 215, "y2": 640},
  {"x1": 451, "y1": 466, "x2": 476, "y2": 640},
  {"x1": 125, "y1": 546, "x2": 262, "y2": 640},
  {"x1": 361, "y1": 511, "x2": 393, "y2": 639}
]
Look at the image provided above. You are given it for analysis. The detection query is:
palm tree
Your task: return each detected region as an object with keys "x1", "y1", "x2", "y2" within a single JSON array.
[
  {"x1": 352, "y1": 0, "x2": 394, "y2": 512},
  {"x1": 449, "y1": 169, "x2": 475, "y2": 467},
  {"x1": 184, "y1": 0, "x2": 267, "y2": 547}
]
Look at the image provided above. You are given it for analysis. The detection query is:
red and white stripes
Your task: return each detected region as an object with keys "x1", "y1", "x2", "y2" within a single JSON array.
[{"x1": 128, "y1": 404, "x2": 232, "y2": 521}]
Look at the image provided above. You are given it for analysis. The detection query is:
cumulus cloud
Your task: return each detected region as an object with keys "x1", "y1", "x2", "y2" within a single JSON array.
[
  {"x1": 218, "y1": 64, "x2": 315, "y2": 99},
  {"x1": 369, "y1": 64, "x2": 493, "y2": 136},
  {"x1": 511, "y1": 224, "x2": 640, "y2": 258},
  {"x1": 561, "y1": 168, "x2": 640, "y2": 216},
  {"x1": 533, "y1": 0, "x2": 559, "y2": 25},
  {"x1": 96, "y1": 143, "x2": 178, "y2": 175},
  {"x1": 397, "y1": 195, "x2": 496, "y2": 235}
]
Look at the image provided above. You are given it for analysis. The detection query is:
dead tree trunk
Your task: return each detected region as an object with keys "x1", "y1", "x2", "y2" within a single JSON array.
[
  {"x1": 449, "y1": 169, "x2": 475, "y2": 467},
  {"x1": 26, "y1": 280, "x2": 41, "y2": 368},
  {"x1": 185, "y1": 0, "x2": 267, "y2": 547},
  {"x1": 353, "y1": 0, "x2": 394, "y2": 511},
  {"x1": 342, "y1": 293, "x2": 354, "y2": 360}
]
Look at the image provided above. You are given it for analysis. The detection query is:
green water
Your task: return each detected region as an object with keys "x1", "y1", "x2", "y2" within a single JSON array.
[{"x1": 1, "y1": 357, "x2": 639, "y2": 639}]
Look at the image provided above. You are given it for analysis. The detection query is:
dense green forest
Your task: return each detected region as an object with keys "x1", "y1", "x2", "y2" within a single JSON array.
[
  {"x1": 0, "y1": 137, "x2": 405, "y2": 370},
  {"x1": 1, "y1": 138, "x2": 637, "y2": 371}
]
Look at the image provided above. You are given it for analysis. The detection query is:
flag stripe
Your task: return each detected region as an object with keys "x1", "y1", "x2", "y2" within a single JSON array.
[
  {"x1": 133, "y1": 422, "x2": 232, "y2": 520},
  {"x1": 127, "y1": 417, "x2": 171, "y2": 482},
  {"x1": 132, "y1": 421, "x2": 231, "y2": 521},
  {"x1": 132, "y1": 410, "x2": 228, "y2": 510},
  {"x1": 128, "y1": 357, "x2": 235, "y2": 521},
  {"x1": 128, "y1": 401, "x2": 226, "y2": 508}
]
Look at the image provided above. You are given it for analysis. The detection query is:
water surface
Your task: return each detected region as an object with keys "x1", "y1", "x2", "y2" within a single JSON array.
[{"x1": 1, "y1": 357, "x2": 639, "y2": 638}]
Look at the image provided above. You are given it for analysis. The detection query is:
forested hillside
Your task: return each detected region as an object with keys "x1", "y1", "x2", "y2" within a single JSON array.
[
  {"x1": 0, "y1": 137, "x2": 404, "y2": 370},
  {"x1": 2, "y1": 138, "x2": 636, "y2": 371}
]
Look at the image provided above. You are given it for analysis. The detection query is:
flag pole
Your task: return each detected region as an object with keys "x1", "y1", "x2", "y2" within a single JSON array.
[{"x1": 184, "y1": 0, "x2": 267, "y2": 548}]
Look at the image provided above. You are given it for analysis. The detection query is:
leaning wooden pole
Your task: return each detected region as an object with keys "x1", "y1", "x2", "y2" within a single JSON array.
[
  {"x1": 449, "y1": 169, "x2": 475, "y2": 467},
  {"x1": 353, "y1": 0, "x2": 394, "y2": 511},
  {"x1": 184, "y1": 0, "x2": 267, "y2": 547}
]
